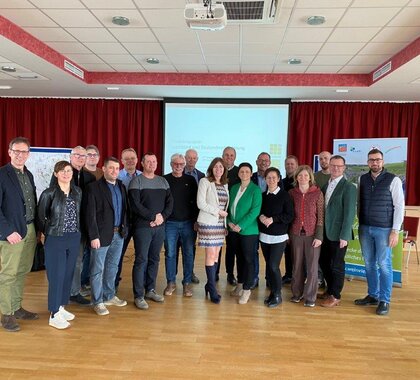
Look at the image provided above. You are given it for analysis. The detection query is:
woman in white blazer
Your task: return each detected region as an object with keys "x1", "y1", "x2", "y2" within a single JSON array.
[{"x1": 197, "y1": 157, "x2": 229, "y2": 304}]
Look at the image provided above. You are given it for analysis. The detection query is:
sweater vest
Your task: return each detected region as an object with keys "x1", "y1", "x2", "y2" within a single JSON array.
[{"x1": 359, "y1": 170, "x2": 395, "y2": 228}]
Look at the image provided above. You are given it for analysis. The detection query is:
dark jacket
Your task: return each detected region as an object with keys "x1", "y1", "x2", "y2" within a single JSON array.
[
  {"x1": 37, "y1": 184, "x2": 82, "y2": 236},
  {"x1": 0, "y1": 163, "x2": 37, "y2": 241},
  {"x1": 50, "y1": 167, "x2": 96, "y2": 234},
  {"x1": 85, "y1": 177, "x2": 129, "y2": 246}
]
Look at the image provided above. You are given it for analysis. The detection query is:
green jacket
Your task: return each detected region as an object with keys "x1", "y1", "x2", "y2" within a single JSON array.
[
  {"x1": 227, "y1": 182, "x2": 262, "y2": 236},
  {"x1": 322, "y1": 177, "x2": 357, "y2": 242}
]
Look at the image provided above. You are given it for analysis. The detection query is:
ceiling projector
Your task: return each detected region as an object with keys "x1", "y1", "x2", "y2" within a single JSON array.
[{"x1": 184, "y1": 3, "x2": 227, "y2": 31}]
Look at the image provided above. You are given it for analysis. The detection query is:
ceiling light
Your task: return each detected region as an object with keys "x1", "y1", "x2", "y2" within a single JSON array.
[
  {"x1": 17, "y1": 74, "x2": 38, "y2": 79},
  {"x1": 107, "y1": 87, "x2": 120, "y2": 91},
  {"x1": 146, "y1": 57, "x2": 160, "y2": 64},
  {"x1": 0, "y1": 85, "x2": 12, "y2": 90},
  {"x1": 336, "y1": 89, "x2": 349, "y2": 93},
  {"x1": 1, "y1": 66, "x2": 16, "y2": 72},
  {"x1": 112, "y1": 16, "x2": 130, "y2": 26},
  {"x1": 288, "y1": 58, "x2": 302, "y2": 65},
  {"x1": 306, "y1": 15, "x2": 326, "y2": 26}
]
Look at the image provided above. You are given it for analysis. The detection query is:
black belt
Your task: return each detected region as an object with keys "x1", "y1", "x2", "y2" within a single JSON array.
[{"x1": 26, "y1": 220, "x2": 34, "y2": 225}]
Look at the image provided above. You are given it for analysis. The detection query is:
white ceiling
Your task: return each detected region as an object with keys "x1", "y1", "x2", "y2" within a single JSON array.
[{"x1": 0, "y1": 0, "x2": 419, "y2": 100}]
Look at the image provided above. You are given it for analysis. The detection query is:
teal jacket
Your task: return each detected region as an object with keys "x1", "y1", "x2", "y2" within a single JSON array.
[
  {"x1": 227, "y1": 182, "x2": 262, "y2": 236},
  {"x1": 322, "y1": 177, "x2": 357, "y2": 242}
]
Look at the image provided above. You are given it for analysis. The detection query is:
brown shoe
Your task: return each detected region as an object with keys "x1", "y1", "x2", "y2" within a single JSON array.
[
  {"x1": 14, "y1": 307, "x2": 39, "y2": 320},
  {"x1": 1, "y1": 315, "x2": 20, "y2": 332},
  {"x1": 183, "y1": 283, "x2": 193, "y2": 297},
  {"x1": 320, "y1": 295, "x2": 340, "y2": 308},
  {"x1": 164, "y1": 282, "x2": 176, "y2": 296},
  {"x1": 317, "y1": 291, "x2": 329, "y2": 300}
]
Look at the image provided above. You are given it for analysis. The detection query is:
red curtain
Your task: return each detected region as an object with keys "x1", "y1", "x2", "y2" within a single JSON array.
[
  {"x1": 289, "y1": 101, "x2": 420, "y2": 233},
  {"x1": 0, "y1": 98, "x2": 163, "y2": 172}
]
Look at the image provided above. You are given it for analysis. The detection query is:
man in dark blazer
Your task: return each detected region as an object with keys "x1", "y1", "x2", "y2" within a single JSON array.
[
  {"x1": 319, "y1": 155, "x2": 357, "y2": 308},
  {"x1": 85, "y1": 157, "x2": 128, "y2": 316},
  {"x1": 0, "y1": 137, "x2": 38, "y2": 332}
]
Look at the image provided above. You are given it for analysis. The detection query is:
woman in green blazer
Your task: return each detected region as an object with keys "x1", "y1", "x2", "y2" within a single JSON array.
[{"x1": 227, "y1": 162, "x2": 262, "y2": 304}]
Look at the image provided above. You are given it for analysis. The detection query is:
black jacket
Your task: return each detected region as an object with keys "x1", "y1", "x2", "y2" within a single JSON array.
[
  {"x1": 37, "y1": 184, "x2": 82, "y2": 236},
  {"x1": 85, "y1": 177, "x2": 128, "y2": 247},
  {"x1": 0, "y1": 163, "x2": 37, "y2": 241}
]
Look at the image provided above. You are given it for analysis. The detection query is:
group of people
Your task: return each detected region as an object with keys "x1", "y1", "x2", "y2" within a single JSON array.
[{"x1": 0, "y1": 137, "x2": 404, "y2": 332}]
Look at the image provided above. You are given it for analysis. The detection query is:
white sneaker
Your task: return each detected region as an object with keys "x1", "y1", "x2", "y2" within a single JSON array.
[
  {"x1": 104, "y1": 296, "x2": 127, "y2": 307},
  {"x1": 94, "y1": 303, "x2": 109, "y2": 316},
  {"x1": 59, "y1": 306, "x2": 75, "y2": 321},
  {"x1": 49, "y1": 311, "x2": 70, "y2": 330}
]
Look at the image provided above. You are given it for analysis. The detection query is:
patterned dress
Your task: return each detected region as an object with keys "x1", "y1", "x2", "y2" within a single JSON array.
[{"x1": 198, "y1": 183, "x2": 228, "y2": 247}]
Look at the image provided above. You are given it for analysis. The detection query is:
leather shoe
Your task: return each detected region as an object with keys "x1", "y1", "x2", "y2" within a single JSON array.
[
  {"x1": 191, "y1": 273, "x2": 200, "y2": 284},
  {"x1": 317, "y1": 291, "x2": 329, "y2": 300},
  {"x1": 320, "y1": 295, "x2": 340, "y2": 308},
  {"x1": 183, "y1": 283, "x2": 193, "y2": 297},
  {"x1": 376, "y1": 301, "x2": 390, "y2": 315},
  {"x1": 163, "y1": 282, "x2": 176, "y2": 296},
  {"x1": 1, "y1": 315, "x2": 20, "y2": 332},
  {"x1": 281, "y1": 275, "x2": 292, "y2": 285},
  {"x1": 250, "y1": 278, "x2": 259, "y2": 290},
  {"x1": 14, "y1": 307, "x2": 39, "y2": 320},
  {"x1": 354, "y1": 295, "x2": 379, "y2": 306},
  {"x1": 264, "y1": 293, "x2": 274, "y2": 305},
  {"x1": 267, "y1": 295, "x2": 282, "y2": 308},
  {"x1": 227, "y1": 274, "x2": 237, "y2": 286},
  {"x1": 69, "y1": 293, "x2": 91, "y2": 306}
]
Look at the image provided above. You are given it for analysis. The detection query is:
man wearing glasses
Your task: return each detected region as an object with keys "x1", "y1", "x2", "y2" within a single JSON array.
[
  {"x1": 355, "y1": 149, "x2": 404, "y2": 316},
  {"x1": 84, "y1": 145, "x2": 103, "y2": 180},
  {"x1": 319, "y1": 155, "x2": 357, "y2": 308},
  {"x1": 0, "y1": 137, "x2": 38, "y2": 332}
]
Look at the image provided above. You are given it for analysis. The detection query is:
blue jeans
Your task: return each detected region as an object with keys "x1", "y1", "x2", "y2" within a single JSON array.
[
  {"x1": 359, "y1": 224, "x2": 393, "y2": 303},
  {"x1": 90, "y1": 232, "x2": 124, "y2": 305},
  {"x1": 164, "y1": 220, "x2": 194, "y2": 284}
]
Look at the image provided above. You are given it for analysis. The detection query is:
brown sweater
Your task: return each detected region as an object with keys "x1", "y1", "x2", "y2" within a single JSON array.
[{"x1": 289, "y1": 185, "x2": 324, "y2": 241}]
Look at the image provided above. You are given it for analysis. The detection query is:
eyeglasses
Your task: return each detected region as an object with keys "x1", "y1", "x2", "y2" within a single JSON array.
[
  {"x1": 58, "y1": 169, "x2": 73, "y2": 174},
  {"x1": 87, "y1": 153, "x2": 98, "y2": 158},
  {"x1": 72, "y1": 153, "x2": 87, "y2": 159},
  {"x1": 172, "y1": 162, "x2": 185, "y2": 167},
  {"x1": 10, "y1": 149, "x2": 30, "y2": 156},
  {"x1": 330, "y1": 164, "x2": 345, "y2": 169},
  {"x1": 368, "y1": 158, "x2": 383, "y2": 163}
]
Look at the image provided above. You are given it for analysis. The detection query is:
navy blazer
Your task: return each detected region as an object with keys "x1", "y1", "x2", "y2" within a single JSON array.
[
  {"x1": 0, "y1": 163, "x2": 36, "y2": 241},
  {"x1": 85, "y1": 177, "x2": 129, "y2": 247}
]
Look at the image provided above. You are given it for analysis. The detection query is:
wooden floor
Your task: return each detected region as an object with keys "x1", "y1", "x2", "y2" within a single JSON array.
[{"x1": 1, "y1": 245, "x2": 420, "y2": 380}]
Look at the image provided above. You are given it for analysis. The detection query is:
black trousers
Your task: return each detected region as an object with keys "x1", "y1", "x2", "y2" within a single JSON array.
[
  {"x1": 225, "y1": 233, "x2": 236, "y2": 276},
  {"x1": 261, "y1": 241, "x2": 286, "y2": 296},
  {"x1": 319, "y1": 236, "x2": 348, "y2": 299},
  {"x1": 283, "y1": 241, "x2": 293, "y2": 278},
  {"x1": 228, "y1": 232, "x2": 258, "y2": 290}
]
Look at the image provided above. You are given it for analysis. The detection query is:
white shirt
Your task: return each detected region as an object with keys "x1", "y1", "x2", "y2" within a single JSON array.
[{"x1": 325, "y1": 175, "x2": 343, "y2": 206}]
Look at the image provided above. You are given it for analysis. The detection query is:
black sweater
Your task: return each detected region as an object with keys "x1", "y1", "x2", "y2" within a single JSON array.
[{"x1": 258, "y1": 190, "x2": 294, "y2": 236}]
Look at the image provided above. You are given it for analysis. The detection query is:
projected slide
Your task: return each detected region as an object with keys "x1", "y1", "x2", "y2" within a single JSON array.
[{"x1": 164, "y1": 101, "x2": 289, "y2": 175}]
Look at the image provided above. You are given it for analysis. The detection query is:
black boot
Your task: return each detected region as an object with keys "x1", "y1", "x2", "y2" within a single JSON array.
[{"x1": 205, "y1": 265, "x2": 221, "y2": 304}]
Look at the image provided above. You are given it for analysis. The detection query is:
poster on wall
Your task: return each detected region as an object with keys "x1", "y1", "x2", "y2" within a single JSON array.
[
  {"x1": 333, "y1": 137, "x2": 408, "y2": 287},
  {"x1": 26, "y1": 147, "x2": 72, "y2": 199}
]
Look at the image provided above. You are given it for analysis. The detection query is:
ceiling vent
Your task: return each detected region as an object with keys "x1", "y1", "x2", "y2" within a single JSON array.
[{"x1": 216, "y1": 0, "x2": 280, "y2": 23}]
